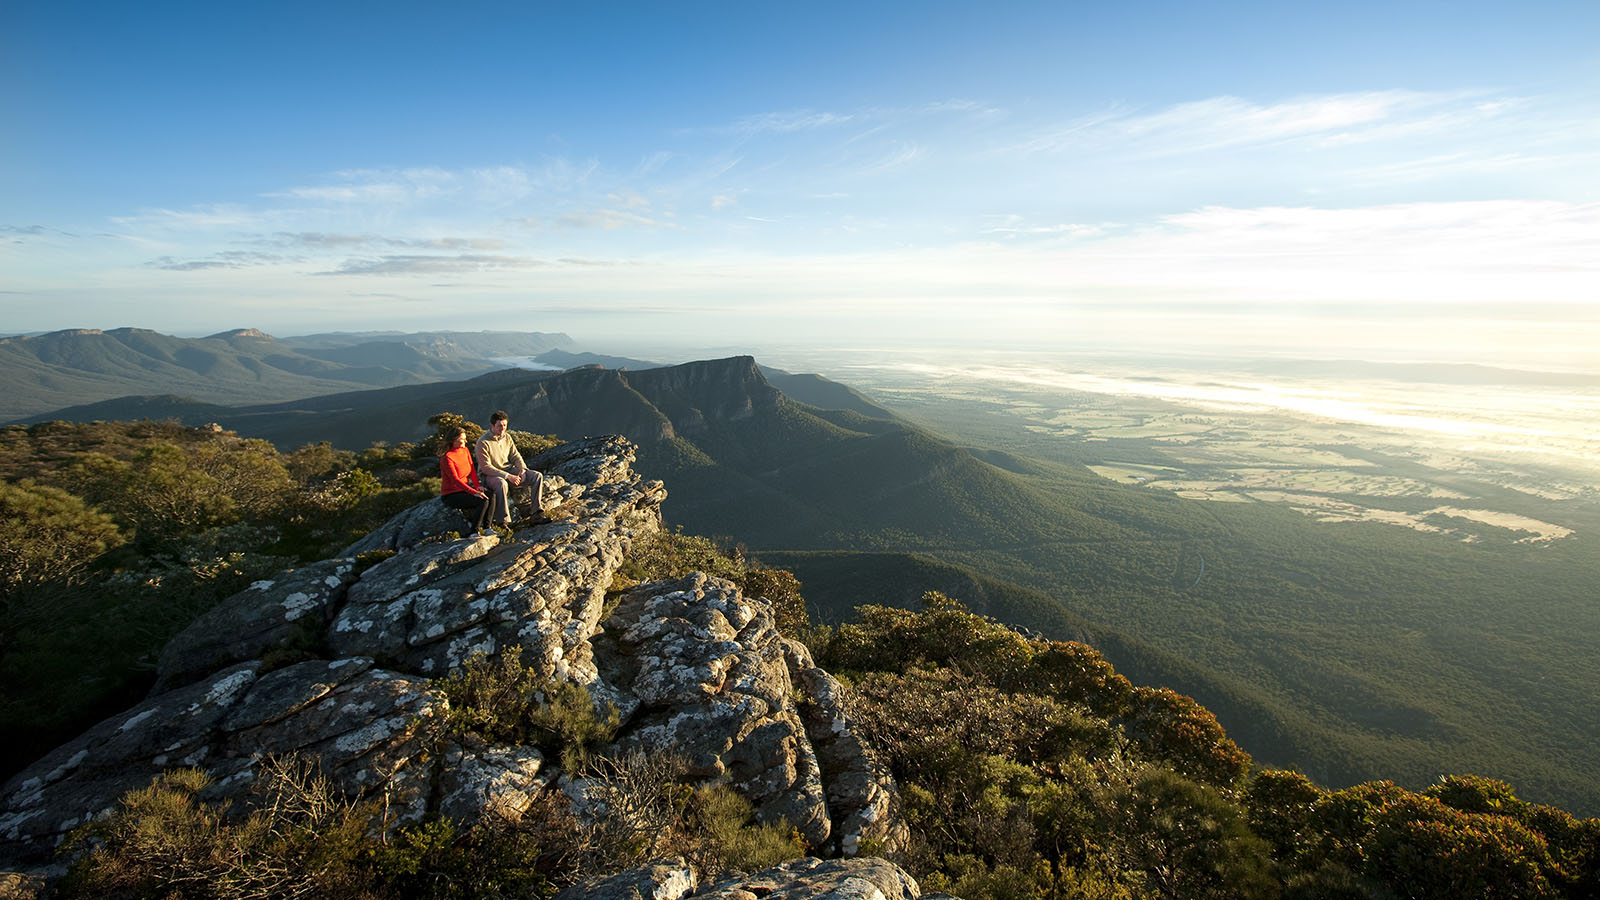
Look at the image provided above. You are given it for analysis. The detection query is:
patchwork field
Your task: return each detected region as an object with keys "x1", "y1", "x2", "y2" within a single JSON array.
[{"x1": 842, "y1": 358, "x2": 1596, "y2": 546}]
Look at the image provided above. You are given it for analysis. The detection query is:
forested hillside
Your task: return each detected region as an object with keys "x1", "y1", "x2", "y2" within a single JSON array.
[
  {"x1": 2, "y1": 418, "x2": 1596, "y2": 900},
  {"x1": 0, "y1": 328, "x2": 574, "y2": 421},
  {"x1": 9, "y1": 354, "x2": 1597, "y2": 816}
]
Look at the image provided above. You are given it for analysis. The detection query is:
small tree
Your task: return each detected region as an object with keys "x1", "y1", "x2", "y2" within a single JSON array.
[
  {"x1": 738, "y1": 568, "x2": 811, "y2": 640},
  {"x1": 418, "y1": 412, "x2": 484, "y2": 458},
  {"x1": 0, "y1": 479, "x2": 123, "y2": 600}
]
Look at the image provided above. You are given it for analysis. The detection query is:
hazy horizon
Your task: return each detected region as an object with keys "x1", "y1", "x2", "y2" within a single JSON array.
[{"x1": 5, "y1": 2, "x2": 1598, "y2": 376}]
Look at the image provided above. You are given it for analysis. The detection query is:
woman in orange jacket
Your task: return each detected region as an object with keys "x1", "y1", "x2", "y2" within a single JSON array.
[{"x1": 439, "y1": 426, "x2": 492, "y2": 534}]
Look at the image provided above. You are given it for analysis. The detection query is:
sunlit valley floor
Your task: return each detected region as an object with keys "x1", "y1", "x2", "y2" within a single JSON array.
[{"x1": 744, "y1": 346, "x2": 1600, "y2": 814}]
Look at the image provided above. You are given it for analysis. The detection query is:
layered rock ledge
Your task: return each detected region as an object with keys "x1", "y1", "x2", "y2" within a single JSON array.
[{"x1": 0, "y1": 436, "x2": 906, "y2": 883}]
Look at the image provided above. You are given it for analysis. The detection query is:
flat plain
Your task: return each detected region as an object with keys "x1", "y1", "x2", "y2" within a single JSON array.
[{"x1": 770, "y1": 349, "x2": 1600, "y2": 813}]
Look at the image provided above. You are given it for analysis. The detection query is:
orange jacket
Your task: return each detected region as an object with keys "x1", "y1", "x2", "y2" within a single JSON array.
[{"x1": 440, "y1": 446, "x2": 482, "y2": 495}]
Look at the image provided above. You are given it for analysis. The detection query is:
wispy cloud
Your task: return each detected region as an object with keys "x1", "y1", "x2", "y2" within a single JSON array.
[
  {"x1": 1013, "y1": 90, "x2": 1495, "y2": 158},
  {"x1": 556, "y1": 209, "x2": 678, "y2": 230},
  {"x1": 316, "y1": 254, "x2": 545, "y2": 276},
  {"x1": 347, "y1": 291, "x2": 432, "y2": 303},
  {"x1": 265, "y1": 162, "x2": 594, "y2": 209},
  {"x1": 1342, "y1": 151, "x2": 1542, "y2": 187},
  {"x1": 149, "y1": 250, "x2": 303, "y2": 271},
  {"x1": 723, "y1": 110, "x2": 856, "y2": 137},
  {"x1": 608, "y1": 191, "x2": 651, "y2": 210},
  {"x1": 856, "y1": 141, "x2": 928, "y2": 175},
  {"x1": 266, "y1": 232, "x2": 508, "y2": 251},
  {"x1": 112, "y1": 205, "x2": 266, "y2": 229},
  {"x1": 268, "y1": 167, "x2": 455, "y2": 204},
  {"x1": 980, "y1": 215, "x2": 1104, "y2": 237}
]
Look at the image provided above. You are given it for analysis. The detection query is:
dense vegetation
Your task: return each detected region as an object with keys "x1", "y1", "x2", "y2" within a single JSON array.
[
  {"x1": 0, "y1": 417, "x2": 554, "y2": 781},
  {"x1": 0, "y1": 413, "x2": 1594, "y2": 897},
  {"x1": 22, "y1": 352, "x2": 1591, "y2": 816},
  {"x1": 813, "y1": 593, "x2": 1600, "y2": 899},
  {"x1": 32, "y1": 515, "x2": 1600, "y2": 899},
  {"x1": 622, "y1": 390, "x2": 1600, "y2": 816}
]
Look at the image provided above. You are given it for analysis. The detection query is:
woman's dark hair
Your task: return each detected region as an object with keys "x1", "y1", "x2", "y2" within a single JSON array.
[{"x1": 442, "y1": 426, "x2": 467, "y2": 452}]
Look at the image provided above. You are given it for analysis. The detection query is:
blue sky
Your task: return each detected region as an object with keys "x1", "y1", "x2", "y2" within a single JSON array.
[{"x1": 3, "y1": 1, "x2": 1598, "y2": 368}]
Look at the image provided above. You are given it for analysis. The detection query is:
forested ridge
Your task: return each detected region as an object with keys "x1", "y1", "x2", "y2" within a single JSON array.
[{"x1": 1, "y1": 418, "x2": 1596, "y2": 899}]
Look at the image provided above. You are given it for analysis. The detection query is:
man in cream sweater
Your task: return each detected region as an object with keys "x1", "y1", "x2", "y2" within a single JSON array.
[{"x1": 474, "y1": 409, "x2": 545, "y2": 527}]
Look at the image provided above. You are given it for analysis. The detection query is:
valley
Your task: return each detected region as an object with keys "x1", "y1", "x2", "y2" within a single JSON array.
[
  {"x1": 5, "y1": 335, "x2": 1598, "y2": 817},
  {"x1": 801, "y1": 351, "x2": 1600, "y2": 546},
  {"x1": 734, "y1": 348, "x2": 1600, "y2": 813}
]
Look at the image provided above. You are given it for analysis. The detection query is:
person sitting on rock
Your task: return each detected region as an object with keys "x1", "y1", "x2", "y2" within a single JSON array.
[
  {"x1": 439, "y1": 426, "x2": 492, "y2": 534},
  {"x1": 474, "y1": 410, "x2": 544, "y2": 527}
]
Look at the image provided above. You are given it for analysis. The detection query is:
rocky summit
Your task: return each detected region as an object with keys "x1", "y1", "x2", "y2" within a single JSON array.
[{"x1": 0, "y1": 435, "x2": 918, "y2": 895}]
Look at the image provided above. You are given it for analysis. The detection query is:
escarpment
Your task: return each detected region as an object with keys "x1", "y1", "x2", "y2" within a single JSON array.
[{"x1": 0, "y1": 435, "x2": 907, "y2": 879}]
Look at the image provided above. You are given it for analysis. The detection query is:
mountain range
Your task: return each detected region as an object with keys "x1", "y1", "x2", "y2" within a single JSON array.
[
  {"x1": 6, "y1": 341, "x2": 1597, "y2": 816},
  {"x1": 0, "y1": 327, "x2": 576, "y2": 421}
]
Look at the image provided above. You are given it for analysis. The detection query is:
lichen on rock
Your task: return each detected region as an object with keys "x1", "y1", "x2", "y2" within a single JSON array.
[{"x1": 0, "y1": 433, "x2": 906, "y2": 884}]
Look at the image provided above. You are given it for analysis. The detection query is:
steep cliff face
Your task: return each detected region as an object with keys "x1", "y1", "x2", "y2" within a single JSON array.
[
  {"x1": 473, "y1": 355, "x2": 783, "y2": 445},
  {"x1": 0, "y1": 435, "x2": 905, "y2": 880},
  {"x1": 626, "y1": 356, "x2": 782, "y2": 434},
  {"x1": 508, "y1": 366, "x2": 678, "y2": 443}
]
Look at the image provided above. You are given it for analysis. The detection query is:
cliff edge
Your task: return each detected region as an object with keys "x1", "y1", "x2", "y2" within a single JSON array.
[{"x1": 0, "y1": 435, "x2": 908, "y2": 894}]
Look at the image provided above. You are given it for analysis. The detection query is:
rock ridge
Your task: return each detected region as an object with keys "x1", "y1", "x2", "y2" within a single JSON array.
[{"x1": 0, "y1": 434, "x2": 906, "y2": 883}]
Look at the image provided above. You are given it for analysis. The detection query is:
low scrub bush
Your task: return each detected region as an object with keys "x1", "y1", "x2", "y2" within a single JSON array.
[{"x1": 439, "y1": 652, "x2": 620, "y2": 773}]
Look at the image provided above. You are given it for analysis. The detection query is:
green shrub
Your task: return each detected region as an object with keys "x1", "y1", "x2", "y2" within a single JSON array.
[
  {"x1": 618, "y1": 527, "x2": 748, "y2": 585},
  {"x1": 416, "y1": 413, "x2": 483, "y2": 459},
  {"x1": 737, "y1": 567, "x2": 813, "y2": 640},
  {"x1": 687, "y1": 783, "x2": 807, "y2": 876},
  {"x1": 57, "y1": 755, "x2": 554, "y2": 900},
  {"x1": 820, "y1": 592, "x2": 1034, "y2": 684},
  {"x1": 510, "y1": 430, "x2": 560, "y2": 458},
  {"x1": 439, "y1": 652, "x2": 619, "y2": 773},
  {"x1": 0, "y1": 479, "x2": 123, "y2": 599},
  {"x1": 57, "y1": 758, "x2": 375, "y2": 900},
  {"x1": 364, "y1": 817, "x2": 549, "y2": 900}
]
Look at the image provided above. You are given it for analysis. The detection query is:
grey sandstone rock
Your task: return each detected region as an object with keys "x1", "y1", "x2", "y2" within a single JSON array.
[
  {"x1": 154, "y1": 557, "x2": 358, "y2": 691},
  {"x1": 340, "y1": 496, "x2": 474, "y2": 557},
  {"x1": 555, "y1": 856, "x2": 697, "y2": 900},
  {"x1": 437, "y1": 742, "x2": 553, "y2": 824},
  {"x1": 345, "y1": 531, "x2": 501, "y2": 606},
  {"x1": 0, "y1": 434, "x2": 908, "y2": 881},
  {"x1": 0, "y1": 659, "x2": 448, "y2": 865},
  {"x1": 790, "y1": 657, "x2": 908, "y2": 857},
  {"x1": 694, "y1": 856, "x2": 923, "y2": 900},
  {"x1": 601, "y1": 574, "x2": 831, "y2": 848}
]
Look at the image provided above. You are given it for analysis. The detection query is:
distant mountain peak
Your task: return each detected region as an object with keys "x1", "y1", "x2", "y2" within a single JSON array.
[{"x1": 207, "y1": 327, "x2": 274, "y2": 340}]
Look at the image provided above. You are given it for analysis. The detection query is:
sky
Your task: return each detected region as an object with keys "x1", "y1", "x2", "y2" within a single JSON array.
[{"x1": 3, "y1": 0, "x2": 1599, "y2": 369}]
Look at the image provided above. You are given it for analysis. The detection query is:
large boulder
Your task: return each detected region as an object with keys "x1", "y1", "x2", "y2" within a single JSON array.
[
  {"x1": 153, "y1": 558, "x2": 360, "y2": 691},
  {"x1": 696, "y1": 857, "x2": 925, "y2": 900},
  {"x1": 0, "y1": 659, "x2": 446, "y2": 868},
  {"x1": 559, "y1": 856, "x2": 942, "y2": 900},
  {"x1": 598, "y1": 574, "x2": 831, "y2": 847}
]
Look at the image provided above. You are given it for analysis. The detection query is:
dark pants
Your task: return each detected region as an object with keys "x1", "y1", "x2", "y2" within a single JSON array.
[
  {"x1": 441, "y1": 491, "x2": 491, "y2": 533},
  {"x1": 483, "y1": 469, "x2": 544, "y2": 526}
]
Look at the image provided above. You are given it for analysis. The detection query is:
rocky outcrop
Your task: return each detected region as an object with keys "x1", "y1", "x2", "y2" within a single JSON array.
[
  {"x1": 564, "y1": 856, "x2": 938, "y2": 900},
  {"x1": 0, "y1": 434, "x2": 904, "y2": 879},
  {"x1": 595, "y1": 574, "x2": 903, "y2": 855}
]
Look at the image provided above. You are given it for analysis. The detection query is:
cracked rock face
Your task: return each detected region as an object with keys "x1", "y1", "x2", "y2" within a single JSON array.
[
  {"x1": 698, "y1": 857, "x2": 924, "y2": 900},
  {"x1": 0, "y1": 434, "x2": 903, "y2": 876},
  {"x1": 571, "y1": 856, "x2": 933, "y2": 900}
]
